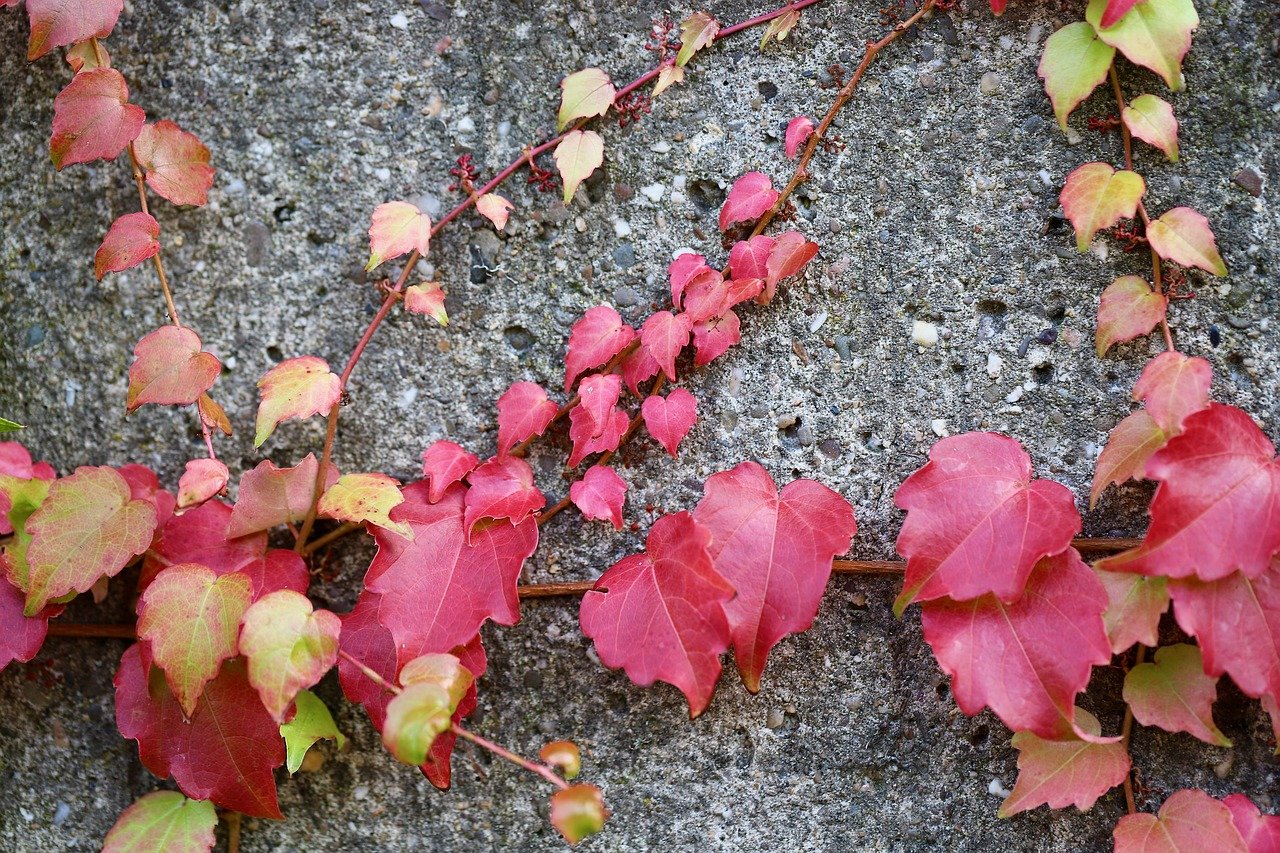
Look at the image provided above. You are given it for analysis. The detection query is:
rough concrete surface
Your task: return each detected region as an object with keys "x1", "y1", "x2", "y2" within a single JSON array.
[{"x1": 1, "y1": 0, "x2": 1277, "y2": 849}]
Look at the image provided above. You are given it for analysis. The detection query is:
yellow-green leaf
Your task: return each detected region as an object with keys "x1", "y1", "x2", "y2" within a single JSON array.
[
  {"x1": 103, "y1": 791, "x2": 216, "y2": 853},
  {"x1": 1146, "y1": 206, "x2": 1227, "y2": 276},
  {"x1": 550, "y1": 784, "x2": 609, "y2": 845},
  {"x1": 1096, "y1": 275, "x2": 1167, "y2": 358},
  {"x1": 318, "y1": 472, "x2": 411, "y2": 538},
  {"x1": 553, "y1": 129, "x2": 604, "y2": 204},
  {"x1": 280, "y1": 689, "x2": 347, "y2": 773},
  {"x1": 23, "y1": 466, "x2": 157, "y2": 615},
  {"x1": 0, "y1": 476, "x2": 51, "y2": 591},
  {"x1": 0, "y1": 418, "x2": 23, "y2": 432},
  {"x1": 1038, "y1": 22, "x2": 1116, "y2": 130},
  {"x1": 652, "y1": 63, "x2": 685, "y2": 98},
  {"x1": 241, "y1": 590, "x2": 341, "y2": 722},
  {"x1": 137, "y1": 563, "x2": 252, "y2": 716},
  {"x1": 1059, "y1": 162, "x2": 1145, "y2": 251},
  {"x1": 760, "y1": 9, "x2": 800, "y2": 50},
  {"x1": 366, "y1": 200, "x2": 432, "y2": 271},
  {"x1": 557, "y1": 68, "x2": 615, "y2": 131},
  {"x1": 1123, "y1": 94, "x2": 1179, "y2": 161},
  {"x1": 399, "y1": 652, "x2": 475, "y2": 706},
  {"x1": 1124, "y1": 644, "x2": 1231, "y2": 746},
  {"x1": 382, "y1": 682, "x2": 454, "y2": 766},
  {"x1": 676, "y1": 11, "x2": 719, "y2": 67},
  {"x1": 254, "y1": 356, "x2": 342, "y2": 447},
  {"x1": 1086, "y1": 0, "x2": 1199, "y2": 91}
]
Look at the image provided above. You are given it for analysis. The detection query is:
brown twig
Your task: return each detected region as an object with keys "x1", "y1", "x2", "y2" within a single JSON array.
[
  {"x1": 1120, "y1": 645, "x2": 1147, "y2": 814},
  {"x1": 300, "y1": 521, "x2": 361, "y2": 556},
  {"x1": 224, "y1": 811, "x2": 242, "y2": 853}
]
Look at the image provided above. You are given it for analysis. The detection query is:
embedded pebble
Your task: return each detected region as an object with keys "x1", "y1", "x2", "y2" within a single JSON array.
[
  {"x1": 389, "y1": 11, "x2": 409, "y2": 29},
  {"x1": 979, "y1": 72, "x2": 1000, "y2": 95},
  {"x1": 613, "y1": 219, "x2": 632, "y2": 238},
  {"x1": 986, "y1": 352, "x2": 1003, "y2": 378},
  {"x1": 988, "y1": 779, "x2": 1012, "y2": 798},
  {"x1": 640, "y1": 183, "x2": 665, "y2": 202},
  {"x1": 766, "y1": 709, "x2": 786, "y2": 729},
  {"x1": 912, "y1": 320, "x2": 939, "y2": 347},
  {"x1": 930, "y1": 419, "x2": 948, "y2": 437},
  {"x1": 809, "y1": 311, "x2": 828, "y2": 333}
]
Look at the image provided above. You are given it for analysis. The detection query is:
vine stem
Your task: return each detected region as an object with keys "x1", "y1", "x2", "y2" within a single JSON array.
[
  {"x1": 1108, "y1": 66, "x2": 1174, "y2": 352},
  {"x1": 452, "y1": 724, "x2": 569, "y2": 791},
  {"x1": 1120, "y1": 645, "x2": 1147, "y2": 814},
  {"x1": 293, "y1": 0, "x2": 833, "y2": 552}
]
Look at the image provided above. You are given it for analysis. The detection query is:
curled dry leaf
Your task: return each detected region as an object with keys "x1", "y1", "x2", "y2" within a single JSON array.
[
  {"x1": 1038, "y1": 22, "x2": 1115, "y2": 130},
  {"x1": 254, "y1": 356, "x2": 342, "y2": 447},
  {"x1": 554, "y1": 129, "x2": 604, "y2": 204},
  {"x1": 102, "y1": 791, "x2": 216, "y2": 853},
  {"x1": 50, "y1": 67, "x2": 144, "y2": 169},
  {"x1": 95, "y1": 211, "x2": 160, "y2": 279},
  {"x1": 1095, "y1": 275, "x2": 1168, "y2": 358},
  {"x1": 240, "y1": 589, "x2": 342, "y2": 722},
  {"x1": 133, "y1": 120, "x2": 215, "y2": 206},
  {"x1": 558, "y1": 68, "x2": 615, "y2": 131},
  {"x1": 176, "y1": 458, "x2": 229, "y2": 509},
  {"x1": 126, "y1": 326, "x2": 221, "y2": 412},
  {"x1": 1060, "y1": 162, "x2": 1145, "y2": 251},
  {"x1": 1123, "y1": 94, "x2": 1179, "y2": 162},
  {"x1": 319, "y1": 472, "x2": 411, "y2": 538},
  {"x1": 1146, "y1": 207, "x2": 1228, "y2": 277},
  {"x1": 569, "y1": 465, "x2": 626, "y2": 529},
  {"x1": 366, "y1": 201, "x2": 431, "y2": 271},
  {"x1": 404, "y1": 282, "x2": 448, "y2": 326}
]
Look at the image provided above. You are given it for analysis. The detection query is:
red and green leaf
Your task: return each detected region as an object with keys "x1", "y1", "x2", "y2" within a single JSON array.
[
  {"x1": 1060, "y1": 162, "x2": 1145, "y2": 251},
  {"x1": 554, "y1": 130, "x2": 604, "y2": 204},
  {"x1": 126, "y1": 326, "x2": 221, "y2": 412},
  {"x1": 558, "y1": 68, "x2": 615, "y2": 131},
  {"x1": 1096, "y1": 275, "x2": 1167, "y2": 358},
  {"x1": 26, "y1": 0, "x2": 123, "y2": 60},
  {"x1": 1123, "y1": 643, "x2": 1230, "y2": 746},
  {"x1": 227, "y1": 454, "x2": 336, "y2": 538},
  {"x1": 1113, "y1": 789, "x2": 1247, "y2": 853},
  {"x1": 254, "y1": 356, "x2": 342, "y2": 447},
  {"x1": 318, "y1": 472, "x2": 410, "y2": 538},
  {"x1": 1038, "y1": 22, "x2": 1116, "y2": 130},
  {"x1": 49, "y1": 67, "x2": 144, "y2": 169},
  {"x1": 366, "y1": 201, "x2": 431, "y2": 271},
  {"x1": 999, "y1": 709, "x2": 1130, "y2": 817},
  {"x1": 1146, "y1": 207, "x2": 1228, "y2": 277},
  {"x1": 133, "y1": 120, "x2": 215, "y2": 206},
  {"x1": 240, "y1": 589, "x2": 340, "y2": 722},
  {"x1": 102, "y1": 791, "x2": 217, "y2": 853},
  {"x1": 95, "y1": 212, "x2": 160, "y2": 279}
]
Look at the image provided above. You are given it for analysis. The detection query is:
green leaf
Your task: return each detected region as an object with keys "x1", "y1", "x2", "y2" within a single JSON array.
[
  {"x1": 676, "y1": 11, "x2": 719, "y2": 67},
  {"x1": 240, "y1": 590, "x2": 341, "y2": 722},
  {"x1": 317, "y1": 472, "x2": 412, "y2": 539},
  {"x1": 280, "y1": 689, "x2": 347, "y2": 774},
  {"x1": 553, "y1": 129, "x2": 604, "y2": 204},
  {"x1": 540, "y1": 739, "x2": 582, "y2": 780},
  {"x1": 382, "y1": 682, "x2": 454, "y2": 766},
  {"x1": 1124, "y1": 644, "x2": 1232, "y2": 746},
  {"x1": 550, "y1": 783, "x2": 609, "y2": 844},
  {"x1": 1086, "y1": 0, "x2": 1199, "y2": 91},
  {"x1": 557, "y1": 68, "x2": 615, "y2": 132},
  {"x1": 0, "y1": 476, "x2": 51, "y2": 589},
  {"x1": 1038, "y1": 22, "x2": 1116, "y2": 130},
  {"x1": 1123, "y1": 94, "x2": 1179, "y2": 161},
  {"x1": 102, "y1": 791, "x2": 217, "y2": 853},
  {"x1": 0, "y1": 418, "x2": 23, "y2": 432},
  {"x1": 1059, "y1": 162, "x2": 1145, "y2": 251}
]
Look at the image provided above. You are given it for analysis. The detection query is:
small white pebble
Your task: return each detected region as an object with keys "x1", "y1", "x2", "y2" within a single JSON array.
[
  {"x1": 1038, "y1": 169, "x2": 1053, "y2": 186},
  {"x1": 986, "y1": 352, "x2": 1003, "y2": 378},
  {"x1": 640, "y1": 183, "x2": 665, "y2": 202},
  {"x1": 1005, "y1": 386, "x2": 1024, "y2": 404},
  {"x1": 650, "y1": 140, "x2": 672, "y2": 153},
  {"x1": 456, "y1": 116, "x2": 475, "y2": 133},
  {"x1": 809, "y1": 311, "x2": 828, "y2": 333},
  {"x1": 930, "y1": 419, "x2": 949, "y2": 437},
  {"x1": 673, "y1": 175, "x2": 687, "y2": 190},
  {"x1": 912, "y1": 320, "x2": 939, "y2": 348},
  {"x1": 988, "y1": 778, "x2": 1012, "y2": 798},
  {"x1": 374, "y1": 167, "x2": 391, "y2": 182},
  {"x1": 389, "y1": 11, "x2": 409, "y2": 30},
  {"x1": 353, "y1": 785, "x2": 370, "y2": 800},
  {"x1": 613, "y1": 219, "x2": 632, "y2": 238}
]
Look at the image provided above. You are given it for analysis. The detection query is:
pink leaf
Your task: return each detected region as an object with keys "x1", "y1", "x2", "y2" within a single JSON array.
[
  {"x1": 893, "y1": 432, "x2": 1081, "y2": 612},
  {"x1": 682, "y1": 271, "x2": 761, "y2": 324},
  {"x1": 125, "y1": 326, "x2": 221, "y2": 412},
  {"x1": 668, "y1": 253, "x2": 712, "y2": 308},
  {"x1": 784, "y1": 116, "x2": 814, "y2": 159},
  {"x1": 575, "y1": 373, "x2": 621, "y2": 429},
  {"x1": 0, "y1": 576, "x2": 48, "y2": 671},
  {"x1": 132, "y1": 120, "x2": 215, "y2": 206},
  {"x1": 727, "y1": 235, "x2": 775, "y2": 281},
  {"x1": 693, "y1": 462, "x2": 856, "y2": 692},
  {"x1": 1096, "y1": 275, "x2": 1168, "y2": 357},
  {"x1": 365, "y1": 482, "x2": 537, "y2": 666},
  {"x1": 1133, "y1": 352, "x2": 1212, "y2": 434},
  {"x1": 580, "y1": 512, "x2": 734, "y2": 717},
  {"x1": 496, "y1": 382, "x2": 559, "y2": 456},
  {"x1": 1100, "y1": 0, "x2": 1141, "y2": 27},
  {"x1": 1224, "y1": 794, "x2": 1280, "y2": 852},
  {"x1": 921, "y1": 549, "x2": 1112, "y2": 740},
  {"x1": 619, "y1": 344, "x2": 660, "y2": 396},
  {"x1": 26, "y1": 0, "x2": 123, "y2": 60},
  {"x1": 1113, "y1": 789, "x2": 1247, "y2": 853},
  {"x1": 227, "y1": 454, "x2": 337, "y2": 538},
  {"x1": 641, "y1": 388, "x2": 697, "y2": 458},
  {"x1": 404, "y1": 282, "x2": 448, "y2": 326},
  {"x1": 567, "y1": 376, "x2": 629, "y2": 468},
  {"x1": 1095, "y1": 566, "x2": 1169, "y2": 654},
  {"x1": 763, "y1": 231, "x2": 819, "y2": 302},
  {"x1": 719, "y1": 171, "x2": 779, "y2": 232},
  {"x1": 254, "y1": 356, "x2": 342, "y2": 447},
  {"x1": 475, "y1": 193, "x2": 513, "y2": 231},
  {"x1": 1096, "y1": 405, "x2": 1280, "y2": 582},
  {"x1": 998, "y1": 709, "x2": 1131, "y2": 817},
  {"x1": 1123, "y1": 94, "x2": 1180, "y2": 163},
  {"x1": 420, "y1": 440, "x2": 479, "y2": 503},
  {"x1": 638, "y1": 311, "x2": 692, "y2": 382},
  {"x1": 1123, "y1": 643, "x2": 1230, "y2": 746},
  {"x1": 366, "y1": 201, "x2": 431, "y2": 271},
  {"x1": 1092, "y1": 410, "x2": 1172, "y2": 508},
  {"x1": 1146, "y1": 207, "x2": 1228, "y2": 277},
  {"x1": 553, "y1": 129, "x2": 604, "y2": 204},
  {"x1": 49, "y1": 67, "x2": 143, "y2": 169},
  {"x1": 563, "y1": 305, "x2": 636, "y2": 391},
  {"x1": 691, "y1": 311, "x2": 742, "y2": 367},
  {"x1": 569, "y1": 466, "x2": 626, "y2": 529},
  {"x1": 95, "y1": 212, "x2": 160, "y2": 279},
  {"x1": 176, "y1": 458, "x2": 229, "y2": 509},
  {"x1": 1060, "y1": 162, "x2": 1145, "y2": 251},
  {"x1": 462, "y1": 456, "x2": 545, "y2": 533}
]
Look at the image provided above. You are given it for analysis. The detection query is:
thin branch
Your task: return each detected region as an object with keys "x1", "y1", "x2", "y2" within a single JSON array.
[
  {"x1": 1120, "y1": 645, "x2": 1147, "y2": 814},
  {"x1": 452, "y1": 723, "x2": 569, "y2": 791},
  {"x1": 301, "y1": 521, "x2": 361, "y2": 555},
  {"x1": 124, "y1": 141, "x2": 182, "y2": 328}
]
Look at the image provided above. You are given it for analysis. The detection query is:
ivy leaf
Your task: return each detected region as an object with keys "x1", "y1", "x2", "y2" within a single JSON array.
[
  {"x1": 921, "y1": 549, "x2": 1112, "y2": 740},
  {"x1": 580, "y1": 512, "x2": 734, "y2": 717},
  {"x1": 691, "y1": 311, "x2": 742, "y2": 367},
  {"x1": 496, "y1": 382, "x2": 558, "y2": 456},
  {"x1": 26, "y1": 0, "x2": 123, "y2": 61},
  {"x1": 784, "y1": 116, "x2": 814, "y2": 159},
  {"x1": 764, "y1": 231, "x2": 819, "y2": 302},
  {"x1": 563, "y1": 305, "x2": 636, "y2": 391},
  {"x1": 1099, "y1": 0, "x2": 1142, "y2": 28},
  {"x1": 475, "y1": 193, "x2": 513, "y2": 231},
  {"x1": 227, "y1": 454, "x2": 337, "y2": 538},
  {"x1": 1113, "y1": 789, "x2": 1247, "y2": 853},
  {"x1": 95, "y1": 212, "x2": 160, "y2": 279},
  {"x1": 0, "y1": 418, "x2": 22, "y2": 432},
  {"x1": 49, "y1": 67, "x2": 144, "y2": 169},
  {"x1": 383, "y1": 679, "x2": 461, "y2": 766},
  {"x1": 719, "y1": 171, "x2": 778, "y2": 232},
  {"x1": 693, "y1": 462, "x2": 856, "y2": 692},
  {"x1": 319, "y1": 472, "x2": 411, "y2": 538},
  {"x1": 676, "y1": 11, "x2": 719, "y2": 67},
  {"x1": 652, "y1": 62, "x2": 684, "y2": 98},
  {"x1": 365, "y1": 482, "x2": 537, "y2": 666},
  {"x1": 1223, "y1": 794, "x2": 1280, "y2": 851},
  {"x1": 197, "y1": 393, "x2": 232, "y2": 437},
  {"x1": 558, "y1": 68, "x2": 616, "y2": 131},
  {"x1": 641, "y1": 388, "x2": 697, "y2": 458},
  {"x1": 240, "y1": 589, "x2": 341, "y2": 722},
  {"x1": 1146, "y1": 207, "x2": 1228, "y2": 277},
  {"x1": 669, "y1": 252, "x2": 713, "y2": 308},
  {"x1": 620, "y1": 344, "x2": 660, "y2": 396},
  {"x1": 682, "y1": 271, "x2": 761, "y2": 323},
  {"x1": 1132, "y1": 352, "x2": 1212, "y2": 434},
  {"x1": 554, "y1": 129, "x2": 604, "y2": 204},
  {"x1": 23, "y1": 466, "x2": 157, "y2": 615},
  {"x1": 421, "y1": 440, "x2": 480, "y2": 503},
  {"x1": 567, "y1": 383, "x2": 628, "y2": 468},
  {"x1": 125, "y1": 326, "x2": 221, "y2": 412},
  {"x1": 998, "y1": 708, "x2": 1131, "y2": 817},
  {"x1": 176, "y1": 458, "x2": 229, "y2": 509},
  {"x1": 102, "y1": 791, "x2": 217, "y2": 853},
  {"x1": 1060, "y1": 162, "x2": 1145, "y2": 251},
  {"x1": 893, "y1": 432, "x2": 1081, "y2": 613},
  {"x1": 1096, "y1": 275, "x2": 1168, "y2": 358},
  {"x1": 114, "y1": 645, "x2": 284, "y2": 818},
  {"x1": 365, "y1": 200, "x2": 431, "y2": 271},
  {"x1": 280, "y1": 689, "x2": 346, "y2": 774},
  {"x1": 404, "y1": 282, "x2": 448, "y2": 326},
  {"x1": 0, "y1": 576, "x2": 48, "y2": 672},
  {"x1": 1168, "y1": 562, "x2": 1280, "y2": 705},
  {"x1": 1096, "y1": 405, "x2": 1280, "y2": 582},
  {"x1": 1123, "y1": 643, "x2": 1231, "y2": 746},
  {"x1": 759, "y1": 9, "x2": 800, "y2": 49},
  {"x1": 254, "y1": 356, "x2": 342, "y2": 447},
  {"x1": 133, "y1": 120, "x2": 215, "y2": 206},
  {"x1": 1095, "y1": 566, "x2": 1169, "y2": 653},
  {"x1": 568, "y1": 465, "x2": 626, "y2": 529},
  {"x1": 550, "y1": 784, "x2": 609, "y2": 845},
  {"x1": 1038, "y1": 22, "x2": 1116, "y2": 130},
  {"x1": 638, "y1": 311, "x2": 692, "y2": 382},
  {"x1": 727, "y1": 236, "x2": 774, "y2": 281},
  {"x1": 1086, "y1": 0, "x2": 1199, "y2": 91},
  {"x1": 65, "y1": 39, "x2": 110, "y2": 73},
  {"x1": 137, "y1": 563, "x2": 252, "y2": 717},
  {"x1": 1123, "y1": 94, "x2": 1179, "y2": 162},
  {"x1": 540, "y1": 740, "x2": 582, "y2": 780},
  {"x1": 463, "y1": 455, "x2": 546, "y2": 534}
]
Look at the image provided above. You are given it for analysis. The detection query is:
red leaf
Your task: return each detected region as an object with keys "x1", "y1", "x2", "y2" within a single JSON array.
[
  {"x1": 638, "y1": 311, "x2": 692, "y2": 382},
  {"x1": 763, "y1": 231, "x2": 819, "y2": 302},
  {"x1": 893, "y1": 433, "x2": 1081, "y2": 612},
  {"x1": 921, "y1": 549, "x2": 1112, "y2": 740},
  {"x1": 784, "y1": 116, "x2": 814, "y2": 159},
  {"x1": 619, "y1": 344, "x2": 660, "y2": 396},
  {"x1": 1096, "y1": 566, "x2": 1169, "y2": 654},
  {"x1": 227, "y1": 454, "x2": 337, "y2": 538},
  {"x1": 1224, "y1": 794, "x2": 1280, "y2": 852},
  {"x1": 1097, "y1": 405, "x2": 1280, "y2": 582},
  {"x1": 95, "y1": 212, "x2": 160, "y2": 279},
  {"x1": 132, "y1": 120, "x2": 215, "y2": 206},
  {"x1": 691, "y1": 311, "x2": 742, "y2": 367},
  {"x1": 49, "y1": 67, "x2": 144, "y2": 169},
  {"x1": 575, "y1": 374, "x2": 621, "y2": 430},
  {"x1": 0, "y1": 576, "x2": 48, "y2": 671},
  {"x1": 177, "y1": 458, "x2": 229, "y2": 509},
  {"x1": 1091, "y1": 410, "x2": 1170, "y2": 508},
  {"x1": 682, "y1": 271, "x2": 761, "y2": 324},
  {"x1": 569, "y1": 465, "x2": 626, "y2": 529},
  {"x1": 1133, "y1": 352, "x2": 1212, "y2": 433},
  {"x1": 669, "y1": 253, "x2": 712, "y2": 308},
  {"x1": 567, "y1": 376, "x2": 629, "y2": 468},
  {"x1": 1096, "y1": 275, "x2": 1168, "y2": 357},
  {"x1": 641, "y1": 388, "x2": 697, "y2": 458},
  {"x1": 26, "y1": 0, "x2": 123, "y2": 60},
  {"x1": 420, "y1": 440, "x2": 479, "y2": 503},
  {"x1": 114, "y1": 644, "x2": 284, "y2": 818},
  {"x1": 1113, "y1": 789, "x2": 1247, "y2": 853},
  {"x1": 563, "y1": 306, "x2": 636, "y2": 391},
  {"x1": 580, "y1": 512, "x2": 733, "y2": 717},
  {"x1": 1100, "y1": 0, "x2": 1141, "y2": 27},
  {"x1": 998, "y1": 709, "x2": 1131, "y2": 817},
  {"x1": 125, "y1": 326, "x2": 221, "y2": 411},
  {"x1": 719, "y1": 171, "x2": 778, "y2": 232},
  {"x1": 365, "y1": 481, "x2": 537, "y2": 665},
  {"x1": 692, "y1": 462, "x2": 856, "y2": 692},
  {"x1": 727, "y1": 235, "x2": 774, "y2": 281},
  {"x1": 462, "y1": 456, "x2": 545, "y2": 533},
  {"x1": 117, "y1": 463, "x2": 176, "y2": 527},
  {"x1": 496, "y1": 382, "x2": 558, "y2": 456},
  {"x1": 0, "y1": 442, "x2": 56, "y2": 481}
]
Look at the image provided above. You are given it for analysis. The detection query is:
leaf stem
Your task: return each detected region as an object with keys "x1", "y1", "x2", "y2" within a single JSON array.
[
  {"x1": 337, "y1": 649, "x2": 400, "y2": 695},
  {"x1": 1120, "y1": 644, "x2": 1147, "y2": 814},
  {"x1": 124, "y1": 141, "x2": 182, "y2": 328},
  {"x1": 451, "y1": 723, "x2": 569, "y2": 791},
  {"x1": 300, "y1": 521, "x2": 361, "y2": 555}
]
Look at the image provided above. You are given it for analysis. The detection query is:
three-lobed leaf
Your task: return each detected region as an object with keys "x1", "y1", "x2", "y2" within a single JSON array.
[
  {"x1": 280, "y1": 689, "x2": 346, "y2": 773},
  {"x1": 999, "y1": 709, "x2": 1131, "y2": 817},
  {"x1": 26, "y1": 0, "x2": 123, "y2": 60},
  {"x1": 49, "y1": 67, "x2": 144, "y2": 169},
  {"x1": 1086, "y1": 0, "x2": 1199, "y2": 91},
  {"x1": 1123, "y1": 643, "x2": 1230, "y2": 746},
  {"x1": 569, "y1": 465, "x2": 626, "y2": 529},
  {"x1": 1146, "y1": 207, "x2": 1228, "y2": 277},
  {"x1": 421, "y1": 439, "x2": 480, "y2": 503},
  {"x1": 102, "y1": 791, "x2": 217, "y2": 853},
  {"x1": 95, "y1": 212, "x2": 160, "y2": 279},
  {"x1": 228, "y1": 454, "x2": 336, "y2": 538},
  {"x1": 676, "y1": 11, "x2": 719, "y2": 67},
  {"x1": 240, "y1": 589, "x2": 341, "y2": 722},
  {"x1": 1060, "y1": 162, "x2": 1145, "y2": 251},
  {"x1": 1038, "y1": 22, "x2": 1116, "y2": 130},
  {"x1": 463, "y1": 455, "x2": 545, "y2": 534},
  {"x1": 126, "y1": 326, "x2": 221, "y2": 412},
  {"x1": 254, "y1": 356, "x2": 342, "y2": 446},
  {"x1": 558, "y1": 68, "x2": 615, "y2": 131},
  {"x1": 496, "y1": 382, "x2": 558, "y2": 456},
  {"x1": 1113, "y1": 789, "x2": 1247, "y2": 853}
]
